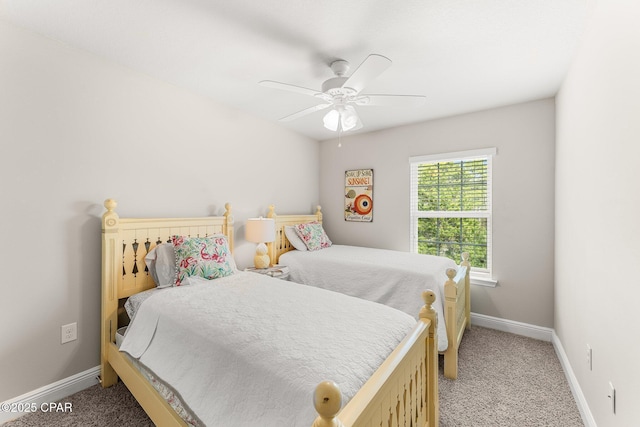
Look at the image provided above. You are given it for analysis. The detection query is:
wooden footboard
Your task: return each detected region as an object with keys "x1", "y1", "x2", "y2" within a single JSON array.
[
  {"x1": 313, "y1": 291, "x2": 439, "y2": 427},
  {"x1": 442, "y1": 253, "x2": 471, "y2": 379}
]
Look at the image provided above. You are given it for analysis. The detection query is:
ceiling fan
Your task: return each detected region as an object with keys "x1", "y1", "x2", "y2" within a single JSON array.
[{"x1": 259, "y1": 54, "x2": 426, "y2": 133}]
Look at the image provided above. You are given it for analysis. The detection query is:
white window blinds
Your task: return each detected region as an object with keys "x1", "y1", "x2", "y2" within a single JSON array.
[{"x1": 410, "y1": 148, "x2": 496, "y2": 274}]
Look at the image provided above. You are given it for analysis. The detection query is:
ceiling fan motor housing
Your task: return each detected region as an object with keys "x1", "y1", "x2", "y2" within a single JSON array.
[
  {"x1": 330, "y1": 59, "x2": 350, "y2": 76},
  {"x1": 322, "y1": 77, "x2": 356, "y2": 97},
  {"x1": 322, "y1": 59, "x2": 357, "y2": 97}
]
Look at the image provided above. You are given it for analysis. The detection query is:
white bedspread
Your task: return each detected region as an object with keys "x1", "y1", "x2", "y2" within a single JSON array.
[
  {"x1": 279, "y1": 245, "x2": 458, "y2": 352},
  {"x1": 120, "y1": 272, "x2": 415, "y2": 427}
]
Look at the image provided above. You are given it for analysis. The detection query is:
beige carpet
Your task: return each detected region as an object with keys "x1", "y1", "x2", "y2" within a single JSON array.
[
  {"x1": 2, "y1": 326, "x2": 584, "y2": 426},
  {"x1": 438, "y1": 326, "x2": 584, "y2": 427}
]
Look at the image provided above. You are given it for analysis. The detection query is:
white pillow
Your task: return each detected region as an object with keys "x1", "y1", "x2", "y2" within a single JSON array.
[
  {"x1": 284, "y1": 225, "x2": 307, "y2": 251},
  {"x1": 144, "y1": 243, "x2": 177, "y2": 288}
]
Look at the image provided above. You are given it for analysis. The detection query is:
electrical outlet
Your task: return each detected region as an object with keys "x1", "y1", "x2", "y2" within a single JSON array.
[
  {"x1": 586, "y1": 344, "x2": 592, "y2": 371},
  {"x1": 608, "y1": 382, "x2": 616, "y2": 414},
  {"x1": 61, "y1": 322, "x2": 77, "y2": 344}
]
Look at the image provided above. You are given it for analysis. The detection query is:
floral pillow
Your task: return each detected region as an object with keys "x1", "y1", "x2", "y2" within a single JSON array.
[
  {"x1": 172, "y1": 235, "x2": 235, "y2": 286},
  {"x1": 284, "y1": 225, "x2": 307, "y2": 251},
  {"x1": 293, "y1": 222, "x2": 332, "y2": 251}
]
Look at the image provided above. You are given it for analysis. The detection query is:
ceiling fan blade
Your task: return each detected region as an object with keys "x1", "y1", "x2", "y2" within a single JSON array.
[
  {"x1": 279, "y1": 103, "x2": 332, "y2": 122},
  {"x1": 259, "y1": 80, "x2": 320, "y2": 98},
  {"x1": 342, "y1": 54, "x2": 392, "y2": 94},
  {"x1": 355, "y1": 94, "x2": 426, "y2": 107}
]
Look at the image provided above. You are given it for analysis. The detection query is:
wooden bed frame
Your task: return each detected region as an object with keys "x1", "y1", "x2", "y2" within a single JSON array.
[
  {"x1": 266, "y1": 205, "x2": 471, "y2": 380},
  {"x1": 101, "y1": 199, "x2": 440, "y2": 427}
]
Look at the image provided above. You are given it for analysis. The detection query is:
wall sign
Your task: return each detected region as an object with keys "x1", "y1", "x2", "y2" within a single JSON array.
[{"x1": 345, "y1": 169, "x2": 373, "y2": 222}]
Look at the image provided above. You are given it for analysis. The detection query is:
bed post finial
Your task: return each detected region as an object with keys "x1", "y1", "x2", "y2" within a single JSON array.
[
  {"x1": 104, "y1": 198, "x2": 117, "y2": 212},
  {"x1": 312, "y1": 381, "x2": 345, "y2": 427},
  {"x1": 419, "y1": 290, "x2": 437, "y2": 323},
  {"x1": 315, "y1": 205, "x2": 322, "y2": 222},
  {"x1": 419, "y1": 289, "x2": 438, "y2": 355},
  {"x1": 267, "y1": 205, "x2": 276, "y2": 219},
  {"x1": 102, "y1": 199, "x2": 119, "y2": 229},
  {"x1": 445, "y1": 268, "x2": 457, "y2": 286},
  {"x1": 461, "y1": 252, "x2": 470, "y2": 267}
]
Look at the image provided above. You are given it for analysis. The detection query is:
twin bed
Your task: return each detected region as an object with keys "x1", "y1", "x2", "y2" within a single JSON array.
[
  {"x1": 100, "y1": 199, "x2": 466, "y2": 426},
  {"x1": 266, "y1": 205, "x2": 471, "y2": 380}
]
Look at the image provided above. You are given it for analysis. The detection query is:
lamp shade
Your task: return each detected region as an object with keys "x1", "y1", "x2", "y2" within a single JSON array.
[{"x1": 245, "y1": 217, "x2": 275, "y2": 243}]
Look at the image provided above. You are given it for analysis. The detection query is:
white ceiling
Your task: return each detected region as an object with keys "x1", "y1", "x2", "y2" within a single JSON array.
[{"x1": 1, "y1": 0, "x2": 593, "y2": 141}]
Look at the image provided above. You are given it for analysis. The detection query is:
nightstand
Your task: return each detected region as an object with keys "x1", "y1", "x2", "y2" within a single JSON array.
[{"x1": 244, "y1": 265, "x2": 290, "y2": 280}]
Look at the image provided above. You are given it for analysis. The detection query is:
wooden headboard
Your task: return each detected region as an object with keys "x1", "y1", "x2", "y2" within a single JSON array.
[
  {"x1": 101, "y1": 198, "x2": 234, "y2": 356},
  {"x1": 266, "y1": 204, "x2": 322, "y2": 265}
]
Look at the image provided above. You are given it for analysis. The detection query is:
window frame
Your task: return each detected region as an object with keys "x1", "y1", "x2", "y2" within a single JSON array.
[{"x1": 410, "y1": 148, "x2": 497, "y2": 284}]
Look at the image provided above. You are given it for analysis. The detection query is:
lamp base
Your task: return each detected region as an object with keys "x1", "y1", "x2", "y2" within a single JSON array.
[
  {"x1": 254, "y1": 254, "x2": 271, "y2": 269},
  {"x1": 253, "y1": 242, "x2": 270, "y2": 269}
]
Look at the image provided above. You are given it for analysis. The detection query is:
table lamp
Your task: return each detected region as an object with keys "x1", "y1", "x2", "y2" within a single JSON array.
[{"x1": 245, "y1": 217, "x2": 275, "y2": 268}]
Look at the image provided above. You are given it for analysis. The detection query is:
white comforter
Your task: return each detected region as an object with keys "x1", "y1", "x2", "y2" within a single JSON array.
[
  {"x1": 120, "y1": 272, "x2": 415, "y2": 427},
  {"x1": 279, "y1": 245, "x2": 458, "y2": 352}
]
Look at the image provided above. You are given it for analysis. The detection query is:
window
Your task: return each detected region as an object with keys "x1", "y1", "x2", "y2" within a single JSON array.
[{"x1": 410, "y1": 148, "x2": 496, "y2": 279}]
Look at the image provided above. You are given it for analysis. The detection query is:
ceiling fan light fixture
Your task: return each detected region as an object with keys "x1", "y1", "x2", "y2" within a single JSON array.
[
  {"x1": 323, "y1": 109, "x2": 340, "y2": 131},
  {"x1": 323, "y1": 107, "x2": 361, "y2": 132},
  {"x1": 341, "y1": 106, "x2": 359, "y2": 131}
]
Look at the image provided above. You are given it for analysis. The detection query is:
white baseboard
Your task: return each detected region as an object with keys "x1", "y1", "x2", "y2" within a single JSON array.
[
  {"x1": 471, "y1": 312, "x2": 554, "y2": 341},
  {"x1": 470, "y1": 312, "x2": 595, "y2": 427},
  {"x1": 551, "y1": 331, "x2": 597, "y2": 427},
  {"x1": 0, "y1": 366, "x2": 100, "y2": 424}
]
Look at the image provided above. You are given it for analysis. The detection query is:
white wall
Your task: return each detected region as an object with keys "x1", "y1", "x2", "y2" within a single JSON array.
[
  {"x1": 319, "y1": 99, "x2": 556, "y2": 328},
  {"x1": 0, "y1": 20, "x2": 319, "y2": 402},
  {"x1": 555, "y1": 1, "x2": 640, "y2": 425}
]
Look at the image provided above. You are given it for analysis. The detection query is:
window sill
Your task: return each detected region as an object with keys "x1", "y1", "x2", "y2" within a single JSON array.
[{"x1": 470, "y1": 274, "x2": 498, "y2": 288}]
